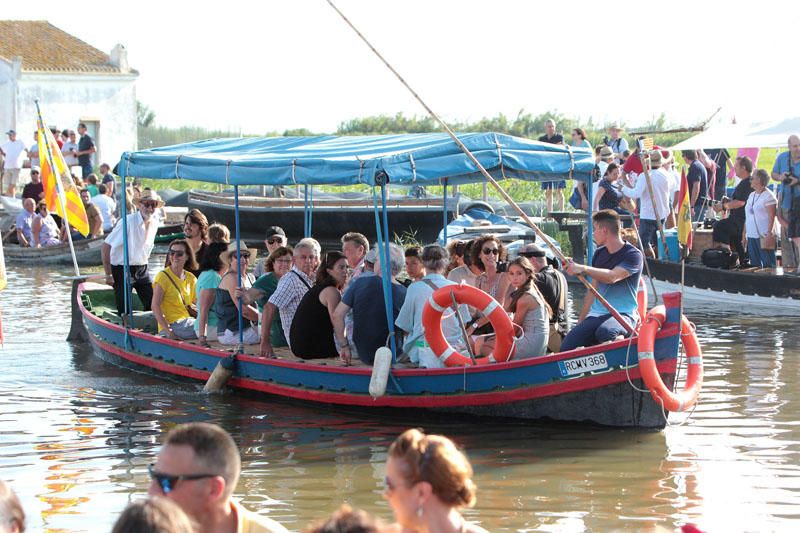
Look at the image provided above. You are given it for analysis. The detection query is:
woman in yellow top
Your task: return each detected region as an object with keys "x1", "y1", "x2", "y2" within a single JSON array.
[{"x1": 152, "y1": 239, "x2": 199, "y2": 340}]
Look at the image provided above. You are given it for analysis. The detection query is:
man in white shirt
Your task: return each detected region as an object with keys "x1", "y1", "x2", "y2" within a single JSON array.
[
  {"x1": 102, "y1": 189, "x2": 162, "y2": 315},
  {"x1": 61, "y1": 130, "x2": 79, "y2": 168},
  {"x1": 92, "y1": 183, "x2": 117, "y2": 232},
  {"x1": 620, "y1": 151, "x2": 671, "y2": 257},
  {"x1": 0, "y1": 130, "x2": 29, "y2": 198}
]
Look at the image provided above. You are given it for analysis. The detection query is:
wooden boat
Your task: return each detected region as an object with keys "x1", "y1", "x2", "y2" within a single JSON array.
[
  {"x1": 188, "y1": 189, "x2": 457, "y2": 247},
  {"x1": 72, "y1": 281, "x2": 685, "y2": 428},
  {"x1": 69, "y1": 133, "x2": 700, "y2": 427},
  {"x1": 3, "y1": 223, "x2": 186, "y2": 266}
]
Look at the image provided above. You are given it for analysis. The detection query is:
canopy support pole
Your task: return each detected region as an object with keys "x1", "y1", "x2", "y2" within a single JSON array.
[
  {"x1": 327, "y1": 0, "x2": 635, "y2": 335},
  {"x1": 234, "y1": 184, "x2": 244, "y2": 353},
  {"x1": 372, "y1": 177, "x2": 397, "y2": 362},
  {"x1": 442, "y1": 179, "x2": 448, "y2": 244},
  {"x1": 120, "y1": 167, "x2": 131, "y2": 345}
]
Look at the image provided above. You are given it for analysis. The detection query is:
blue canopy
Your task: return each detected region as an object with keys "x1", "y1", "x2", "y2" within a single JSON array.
[{"x1": 119, "y1": 132, "x2": 595, "y2": 187}]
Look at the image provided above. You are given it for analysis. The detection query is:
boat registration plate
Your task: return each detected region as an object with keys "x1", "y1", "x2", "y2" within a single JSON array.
[{"x1": 558, "y1": 353, "x2": 608, "y2": 376}]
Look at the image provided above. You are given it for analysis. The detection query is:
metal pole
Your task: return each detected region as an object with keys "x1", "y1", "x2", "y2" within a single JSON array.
[
  {"x1": 234, "y1": 185, "x2": 243, "y2": 353},
  {"x1": 442, "y1": 179, "x2": 448, "y2": 244},
  {"x1": 380, "y1": 182, "x2": 398, "y2": 359}
]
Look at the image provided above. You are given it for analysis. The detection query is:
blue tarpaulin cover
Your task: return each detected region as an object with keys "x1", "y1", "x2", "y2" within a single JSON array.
[{"x1": 119, "y1": 132, "x2": 595, "y2": 186}]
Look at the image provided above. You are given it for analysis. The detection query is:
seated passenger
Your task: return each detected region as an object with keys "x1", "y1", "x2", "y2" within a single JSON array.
[
  {"x1": 333, "y1": 244, "x2": 407, "y2": 365},
  {"x1": 194, "y1": 242, "x2": 230, "y2": 344},
  {"x1": 445, "y1": 240, "x2": 467, "y2": 275},
  {"x1": 402, "y1": 246, "x2": 425, "y2": 286},
  {"x1": 560, "y1": 210, "x2": 642, "y2": 351},
  {"x1": 240, "y1": 246, "x2": 294, "y2": 349},
  {"x1": 447, "y1": 239, "x2": 479, "y2": 286},
  {"x1": 152, "y1": 239, "x2": 199, "y2": 340},
  {"x1": 341, "y1": 231, "x2": 370, "y2": 281},
  {"x1": 471, "y1": 235, "x2": 510, "y2": 306},
  {"x1": 207, "y1": 222, "x2": 230, "y2": 243},
  {"x1": 478, "y1": 257, "x2": 550, "y2": 359},
  {"x1": 31, "y1": 201, "x2": 63, "y2": 247},
  {"x1": 518, "y1": 244, "x2": 568, "y2": 352},
  {"x1": 14, "y1": 198, "x2": 35, "y2": 247},
  {"x1": 395, "y1": 244, "x2": 464, "y2": 368},
  {"x1": 260, "y1": 238, "x2": 321, "y2": 357},
  {"x1": 254, "y1": 226, "x2": 287, "y2": 278},
  {"x1": 215, "y1": 241, "x2": 260, "y2": 345},
  {"x1": 289, "y1": 251, "x2": 348, "y2": 359}
]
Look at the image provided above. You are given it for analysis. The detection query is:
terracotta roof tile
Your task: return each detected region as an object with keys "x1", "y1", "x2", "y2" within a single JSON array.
[{"x1": 0, "y1": 20, "x2": 135, "y2": 74}]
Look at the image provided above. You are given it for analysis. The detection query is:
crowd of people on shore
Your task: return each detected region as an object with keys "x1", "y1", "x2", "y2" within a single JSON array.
[
  {"x1": 547, "y1": 119, "x2": 800, "y2": 273},
  {"x1": 1, "y1": 422, "x2": 489, "y2": 532}
]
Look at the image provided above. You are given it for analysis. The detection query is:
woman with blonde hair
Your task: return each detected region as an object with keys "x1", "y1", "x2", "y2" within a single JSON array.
[
  {"x1": 384, "y1": 429, "x2": 487, "y2": 533},
  {"x1": 0, "y1": 480, "x2": 25, "y2": 533}
]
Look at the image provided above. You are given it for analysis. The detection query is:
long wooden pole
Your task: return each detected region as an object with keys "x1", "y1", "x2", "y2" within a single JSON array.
[
  {"x1": 326, "y1": 0, "x2": 635, "y2": 335},
  {"x1": 638, "y1": 154, "x2": 670, "y2": 259}
]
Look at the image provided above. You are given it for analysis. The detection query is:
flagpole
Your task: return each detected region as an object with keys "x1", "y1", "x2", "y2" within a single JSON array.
[{"x1": 34, "y1": 99, "x2": 80, "y2": 277}]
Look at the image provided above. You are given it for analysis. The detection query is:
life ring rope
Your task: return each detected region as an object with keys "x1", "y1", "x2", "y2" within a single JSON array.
[{"x1": 636, "y1": 305, "x2": 703, "y2": 413}]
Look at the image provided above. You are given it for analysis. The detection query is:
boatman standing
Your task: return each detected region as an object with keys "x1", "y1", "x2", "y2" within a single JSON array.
[
  {"x1": 560, "y1": 209, "x2": 643, "y2": 351},
  {"x1": 102, "y1": 189, "x2": 163, "y2": 315}
]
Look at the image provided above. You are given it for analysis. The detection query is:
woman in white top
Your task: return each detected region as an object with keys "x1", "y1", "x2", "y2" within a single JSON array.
[{"x1": 744, "y1": 169, "x2": 778, "y2": 269}]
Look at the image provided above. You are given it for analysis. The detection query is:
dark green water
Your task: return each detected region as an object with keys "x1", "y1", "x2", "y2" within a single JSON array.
[{"x1": 1, "y1": 258, "x2": 798, "y2": 532}]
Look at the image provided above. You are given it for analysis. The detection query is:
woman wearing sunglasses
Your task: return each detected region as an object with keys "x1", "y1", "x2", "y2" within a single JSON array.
[
  {"x1": 215, "y1": 241, "x2": 261, "y2": 345},
  {"x1": 465, "y1": 235, "x2": 510, "y2": 336},
  {"x1": 384, "y1": 429, "x2": 487, "y2": 533},
  {"x1": 152, "y1": 239, "x2": 199, "y2": 340}
]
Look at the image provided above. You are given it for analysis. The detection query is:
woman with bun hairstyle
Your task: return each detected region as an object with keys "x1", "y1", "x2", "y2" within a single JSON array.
[{"x1": 384, "y1": 429, "x2": 487, "y2": 533}]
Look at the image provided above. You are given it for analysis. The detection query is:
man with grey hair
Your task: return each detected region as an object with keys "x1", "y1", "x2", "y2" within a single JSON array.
[
  {"x1": 15, "y1": 198, "x2": 36, "y2": 247},
  {"x1": 333, "y1": 243, "x2": 407, "y2": 365},
  {"x1": 260, "y1": 238, "x2": 321, "y2": 357},
  {"x1": 538, "y1": 119, "x2": 566, "y2": 213},
  {"x1": 395, "y1": 244, "x2": 464, "y2": 368}
]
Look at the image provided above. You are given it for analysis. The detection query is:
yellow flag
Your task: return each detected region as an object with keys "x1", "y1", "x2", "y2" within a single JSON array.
[{"x1": 37, "y1": 124, "x2": 89, "y2": 236}]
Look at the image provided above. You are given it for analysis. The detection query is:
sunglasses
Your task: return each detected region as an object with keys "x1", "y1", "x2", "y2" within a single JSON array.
[
  {"x1": 148, "y1": 464, "x2": 216, "y2": 494},
  {"x1": 266, "y1": 237, "x2": 284, "y2": 244},
  {"x1": 234, "y1": 252, "x2": 251, "y2": 260},
  {"x1": 167, "y1": 250, "x2": 185, "y2": 257},
  {"x1": 482, "y1": 248, "x2": 499, "y2": 255},
  {"x1": 142, "y1": 201, "x2": 158, "y2": 208}
]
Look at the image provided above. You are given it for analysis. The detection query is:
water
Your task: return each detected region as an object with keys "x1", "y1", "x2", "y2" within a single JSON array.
[{"x1": 1, "y1": 258, "x2": 799, "y2": 532}]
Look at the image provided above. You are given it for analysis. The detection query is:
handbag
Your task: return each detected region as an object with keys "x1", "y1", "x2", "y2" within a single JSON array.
[{"x1": 164, "y1": 270, "x2": 198, "y2": 318}]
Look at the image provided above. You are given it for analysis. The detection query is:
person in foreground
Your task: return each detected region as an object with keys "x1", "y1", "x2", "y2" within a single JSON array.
[
  {"x1": 560, "y1": 209, "x2": 643, "y2": 351},
  {"x1": 304, "y1": 504, "x2": 387, "y2": 533},
  {"x1": 0, "y1": 480, "x2": 25, "y2": 533},
  {"x1": 147, "y1": 422, "x2": 288, "y2": 533},
  {"x1": 112, "y1": 496, "x2": 195, "y2": 533},
  {"x1": 384, "y1": 429, "x2": 487, "y2": 533}
]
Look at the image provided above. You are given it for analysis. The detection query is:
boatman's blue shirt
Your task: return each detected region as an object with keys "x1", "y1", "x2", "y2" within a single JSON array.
[
  {"x1": 773, "y1": 151, "x2": 800, "y2": 210},
  {"x1": 588, "y1": 242, "x2": 643, "y2": 318}
]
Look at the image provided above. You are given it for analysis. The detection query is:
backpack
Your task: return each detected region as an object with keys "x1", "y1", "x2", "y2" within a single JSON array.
[{"x1": 701, "y1": 247, "x2": 738, "y2": 269}]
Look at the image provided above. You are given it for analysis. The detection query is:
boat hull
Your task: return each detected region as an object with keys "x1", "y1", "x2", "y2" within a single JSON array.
[
  {"x1": 4, "y1": 236, "x2": 104, "y2": 265},
  {"x1": 76, "y1": 283, "x2": 682, "y2": 429},
  {"x1": 188, "y1": 191, "x2": 456, "y2": 246},
  {"x1": 646, "y1": 258, "x2": 800, "y2": 312}
]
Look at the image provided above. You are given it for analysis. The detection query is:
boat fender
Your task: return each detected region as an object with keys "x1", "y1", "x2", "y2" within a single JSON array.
[
  {"x1": 422, "y1": 283, "x2": 515, "y2": 367},
  {"x1": 636, "y1": 306, "x2": 703, "y2": 412},
  {"x1": 369, "y1": 347, "x2": 392, "y2": 398},
  {"x1": 637, "y1": 277, "x2": 648, "y2": 327},
  {"x1": 203, "y1": 354, "x2": 236, "y2": 393}
]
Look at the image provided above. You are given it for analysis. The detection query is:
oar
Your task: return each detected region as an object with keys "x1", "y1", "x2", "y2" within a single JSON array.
[
  {"x1": 203, "y1": 353, "x2": 237, "y2": 392},
  {"x1": 327, "y1": 0, "x2": 635, "y2": 335}
]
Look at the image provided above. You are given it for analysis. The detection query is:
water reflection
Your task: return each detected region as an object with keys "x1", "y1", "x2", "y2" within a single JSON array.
[{"x1": 0, "y1": 261, "x2": 799, "y2": 531}]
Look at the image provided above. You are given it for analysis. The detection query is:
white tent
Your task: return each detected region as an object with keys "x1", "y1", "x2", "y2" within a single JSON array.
[{"x1": 670, "y1": 117, "x2": 800, "y2": 150}]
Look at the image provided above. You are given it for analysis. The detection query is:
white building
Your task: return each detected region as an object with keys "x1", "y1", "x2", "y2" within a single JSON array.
[{"x1": 0, "y1": 20, "x2": 138, "y2": 174}]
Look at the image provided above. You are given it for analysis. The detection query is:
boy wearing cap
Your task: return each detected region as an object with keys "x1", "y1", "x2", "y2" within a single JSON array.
[{"x1": 1, "y1": 130, "x2": 29, "y2": 198}]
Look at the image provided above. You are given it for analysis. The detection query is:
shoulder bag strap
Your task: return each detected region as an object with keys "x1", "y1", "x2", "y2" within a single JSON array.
[
  {"x1": 163, "y1": 269, "x2": 189, "y2": 308},
  {"x1": 291, "y1": 269, "x2": 312, "y2": 289}
]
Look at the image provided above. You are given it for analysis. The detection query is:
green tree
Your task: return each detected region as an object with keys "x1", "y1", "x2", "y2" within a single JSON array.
[{"x1": 137, "y1": 101, "x2": 156, "y2": 128}]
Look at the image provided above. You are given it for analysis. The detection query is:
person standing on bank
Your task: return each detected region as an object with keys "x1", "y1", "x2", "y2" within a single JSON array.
[
  {"x1": 773, "y1": 135, "x2": 800, "y2": 272},
  {"x1": 711, "y1": 156, "x2": 754, "y2": 263},
  {"x1": 538, "y1": 119, "x2": 566, "y2": 213},
  {"x1": 744, "y1": 169, "x2": 778, "y2": 269},
  {"x1": 74, "y1": 123, "x2": 96, "y2": 178},
  {"x1": 560, "y1": 210, "x2": 643, "y2": 351},
  {"x1": 102, "y1": 190, "x2": 163, "y2": 315}
]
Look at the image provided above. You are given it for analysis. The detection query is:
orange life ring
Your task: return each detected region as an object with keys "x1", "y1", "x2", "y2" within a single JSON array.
[
  {"x1": 422, "y1": 283, "x2": 515, "y2": 366},
  {"x1": 637, "y1": 306, "x2": 703, "y2": 412}
]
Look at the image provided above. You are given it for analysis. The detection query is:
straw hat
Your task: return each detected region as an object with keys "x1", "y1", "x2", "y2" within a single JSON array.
[
  {"x1": 599, "y1": 146, "x2": 614, "y2": 159},
  {"x1": 132, "y1": 189, "x2": 165, "y2": 208},
  {"x1": 224, "y1": 240, "x2": 254, "y2": 261},
  {"x1": 649, "y1": 151, "x2": 663, "y2": 168},
  {"x1": 607, "y1": 123, "x2": 623, "y2": 131}
]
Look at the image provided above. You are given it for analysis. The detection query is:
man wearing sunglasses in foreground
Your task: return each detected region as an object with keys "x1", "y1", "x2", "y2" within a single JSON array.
[
  {"x1": 148, "y1": 422, "x2": 288, "y2": 533},
  {"x1": 102, "y1": 189, "x2": 163, "y2": 315}
]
